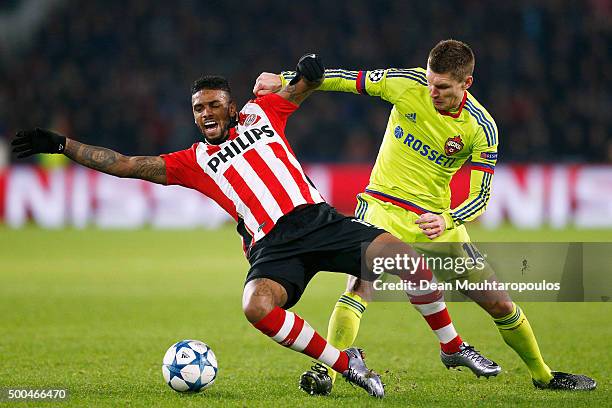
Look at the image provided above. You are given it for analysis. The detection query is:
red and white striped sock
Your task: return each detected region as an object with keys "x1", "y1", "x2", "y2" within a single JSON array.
[
  {"x1": 402, "y1": 265, "x2": 463, "y2": 354},
  {"x1": 253, "y1": 307, "x2": 349, "y2": 373},
  {"x1": 411, "y1": 299, "x2": 463, "y2": 354}
]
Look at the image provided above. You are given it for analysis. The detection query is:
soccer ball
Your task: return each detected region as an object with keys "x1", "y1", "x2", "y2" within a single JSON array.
[{"x1": 162, "y1": 340, "x2": 218, "y2": 392}]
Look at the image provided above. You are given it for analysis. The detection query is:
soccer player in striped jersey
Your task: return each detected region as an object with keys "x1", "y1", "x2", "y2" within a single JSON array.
[
  {"x1": 254, "y1": 40, "x2": 596, "y2": 393},
  {"x1": 12, "y1": 54, "x2": 473, "y2": 398}
]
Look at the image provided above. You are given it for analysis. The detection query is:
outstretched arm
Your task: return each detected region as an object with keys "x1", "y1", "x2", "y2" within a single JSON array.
[
  {"x1": 255, "y1": 68, "x2": 424, "y2": 106},
  {"x1": 12, "y1": 128, "x2": 167, "y2": 184},
  {"x1": 274, "y1": 54, "x2": 324, "y2": 105},
  {"x1": 64, "y1": 139, "x2": 167, "y2": 184}
]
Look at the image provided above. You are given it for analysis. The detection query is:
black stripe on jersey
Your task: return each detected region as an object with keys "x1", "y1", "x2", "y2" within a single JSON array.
[
  {"x1": 392, "y1": 68, "x2": 427, "y2": 81},
  {"x1": 325, "y1": 72, "x2": 359, "y2": 80},
  {"x1": 451, "y1": 172, "x2": 492, "y2": 222},
  {"x1": 386, "y1": 72, "x2": 427, "y2": 86},
  {"x1": 326, "y1": 69, "x2": 359, "y2": 77},
  {"x1": 464, "y1": 99, "x2": 497, "y2": 146}
]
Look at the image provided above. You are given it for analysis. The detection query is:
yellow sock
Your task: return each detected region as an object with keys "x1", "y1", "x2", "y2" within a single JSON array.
[
  {"x1": 494, "y1": 303, "x2": 553, "y2": 384},
  {"x1": 325, "y1": 292, "x2": 367, "y2": 383}
]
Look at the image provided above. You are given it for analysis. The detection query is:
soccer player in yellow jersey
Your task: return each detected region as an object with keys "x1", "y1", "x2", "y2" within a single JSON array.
[{"x1": 254, "y1": 40, "x2": 596, "y2": 393}]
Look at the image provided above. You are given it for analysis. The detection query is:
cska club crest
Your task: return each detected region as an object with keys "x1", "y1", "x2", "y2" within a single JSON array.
[
  {"x1": 444, "y1": 135, "x2": 464, "y2": 156},
  {"x1": 239, "y1": 113, "x2": 261, "y2": 126}
]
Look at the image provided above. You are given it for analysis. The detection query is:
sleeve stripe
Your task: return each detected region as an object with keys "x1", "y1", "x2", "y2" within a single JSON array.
[
  {"x1": 285, "y1": 69, "x2": 359, "y2": 82},
  {"x1": 452, "y1": 173, "x2": 492, "y2": 220},
  {"x1": 464, "y1": 100, "x2": 497, "y2": 146},
  {"x1": 356, "y1": 70, "x2": 367, "y2": 95},
  {"x1": 450, "y1": 174, "x2": 487, "y2": 219},
  {"x1": 326, "y1": 69, "x2": 359, "y2": 76},
  {"x1": 355, "y1": 195, "x2": 369, "y2": 220},
  {"x1": 452, "y1": 172, "x2": 491, "y2": 218},
  {"x1": 466, "y1": 99, "x2": 495, "y2": 141},
  {"x1": 451, "y1": 172, "x2": 492, "y2": 220},
  {"x1": 471, "y1": 163, "x2": 495, "y2": 173},
  {"x1": 325, "y1": 72, "x2": 359, "y2": 80},
  {"x1": 455, "y1": 191, "x2": 490, "y2": 220},
  {"x1": 464, "y1": 101, "x2": 493, "y2": 146},
  {"x1": 469, "y1": 100, "x2": 497, "y2": 146},
  {"x1": 454, "y1": 200, "x2": 487, "y2": 222},
  {"x1": 386, "y1": 72, "x2": 428, "y2": 87},
  {"x1": 392, "y1": 68, "x2": 427, "y2": 82},
  {"x1": 325, "y1": 69, "x2": 359, "y2": 80}
]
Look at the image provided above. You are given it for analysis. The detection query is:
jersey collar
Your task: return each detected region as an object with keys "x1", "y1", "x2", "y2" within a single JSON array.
[{"x1": 437, "y1": 91, "x2": 467, "y2": 118}]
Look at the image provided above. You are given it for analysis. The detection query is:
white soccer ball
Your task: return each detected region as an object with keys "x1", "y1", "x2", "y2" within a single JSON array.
[{"x1": 162, "y1": 340, "x2": 218, "y2": 392}]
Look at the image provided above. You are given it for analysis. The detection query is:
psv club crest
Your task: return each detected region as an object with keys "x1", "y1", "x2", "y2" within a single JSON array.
[
  {"x1": 239, "y1": 113, "x2": 261, "y2": 126},
  {"x1": 444, "y1": 135, "x2": 464, "y2": 156}
]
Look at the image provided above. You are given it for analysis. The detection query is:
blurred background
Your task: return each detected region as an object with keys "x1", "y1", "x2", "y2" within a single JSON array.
[
  {"x1": 1, "y1": 3, "x2": 610, "y2": 403},
  {"x1": 0, "y1": 0, "x2": 611, "y2": 230}
]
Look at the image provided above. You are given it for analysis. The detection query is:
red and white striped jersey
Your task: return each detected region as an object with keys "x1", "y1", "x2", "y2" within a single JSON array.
[{"x1": 162, "y1": 93, "x2": 324, "y2": 244}]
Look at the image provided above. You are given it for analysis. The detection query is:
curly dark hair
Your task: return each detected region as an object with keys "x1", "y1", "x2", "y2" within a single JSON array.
[{"x1": 191, "y1": 75, "x2": 232, "y2": 96}]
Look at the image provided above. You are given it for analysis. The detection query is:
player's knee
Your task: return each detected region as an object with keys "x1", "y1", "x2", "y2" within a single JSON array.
[
  {"x1": 485, "y1": 300, "x2": 514, "y2": 318},
  {"x1": 242, "y1": 278, "x2": 287, "y2": 323},
  {"x1": 242, "y1": 296, "x2": 274, "y2": 324}
]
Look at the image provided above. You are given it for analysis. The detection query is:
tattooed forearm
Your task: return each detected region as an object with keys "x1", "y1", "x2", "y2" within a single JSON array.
[
  {"x1": 130, "y1": 156, "x2": 167, "y2": 182},
  {"x1": 284, "y1": 84, "x2": 297, "y2": 95},
  {"x1": 64, "y1": 139, "x2": 122, "y2": 173},
  {"x1": 63, "y1": 139, "x2": 167, "y2": 184},
  {"x1": 279, "y1": 78, "x2": 323, "y2": 105}
]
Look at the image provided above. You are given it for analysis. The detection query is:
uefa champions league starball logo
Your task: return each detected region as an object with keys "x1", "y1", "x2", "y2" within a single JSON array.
[{"x1": 369, "y1": 70, "x2": 384, "y2": 82}]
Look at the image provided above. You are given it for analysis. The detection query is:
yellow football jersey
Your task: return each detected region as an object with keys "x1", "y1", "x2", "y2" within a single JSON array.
[{"x1": 281, "y1": 68, "x2": 498, "y2": 229}]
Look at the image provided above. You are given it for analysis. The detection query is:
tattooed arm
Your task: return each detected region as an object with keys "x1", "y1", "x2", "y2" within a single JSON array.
[
  {"x1": 11, "y1": 128, "x2": 167, "y2": 184},
  {"x1": 276, "y1": 54, "x2": 324, "y2": 105},
  {"x1": 276, "y1": 79, "x2": 322, "y2": 106},
  {"x1": 64, "y1": 139, "x2": 167, "y2": 184}
]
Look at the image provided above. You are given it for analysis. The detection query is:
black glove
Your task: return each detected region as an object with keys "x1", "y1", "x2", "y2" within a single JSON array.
[
  {"x1": 289, "y1": 53, "x2": 324, "y2": 85},
  {"x1": 11, "y1": 128, "x2": 66, "y2": 158}
]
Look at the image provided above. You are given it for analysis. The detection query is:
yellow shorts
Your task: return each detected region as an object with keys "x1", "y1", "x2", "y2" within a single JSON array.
[{"x1": 356, "y1": 193, "x2": 493, "y2": 285}]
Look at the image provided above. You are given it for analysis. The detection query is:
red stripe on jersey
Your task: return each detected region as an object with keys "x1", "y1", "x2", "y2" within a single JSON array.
[
  {"x1": 365, "y1": 190, "x2": 430, "y2": 215},
  {"x1": 201, "y1": 172, "x2": 239, "y2": 220},
  {"x1": 243, "y1": 149, "x2": 295, "y2": 214},
  {"x1": 206, "y1": 145, "x2": 221, "y2": 154},
  {"x1": 424, "y1": 309, "x2": 452, "y2": 331},
  {"x1": 161, "y1": 146, "x2": 238, "y2": 220},
  {"x1": 224, "y1": 165, "x2": 274, "y2": 235},
  {"x1": 267, "y1": 142, "x2": 315, "y2": 203},
  {"x1": 253, "y1": 94, "x2": 299, "y2": 158},
  {"x1": 472, "y1": 164, "x2": 495, "y2": 174},
  {"x1": 281, "y1": 315, "x2": 305, "y2": 347}
]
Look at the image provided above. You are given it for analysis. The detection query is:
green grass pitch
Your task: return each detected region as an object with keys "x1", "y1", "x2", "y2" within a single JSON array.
[{"x1": 0, "y1": 225, "x2": 610, "y2": 407}]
